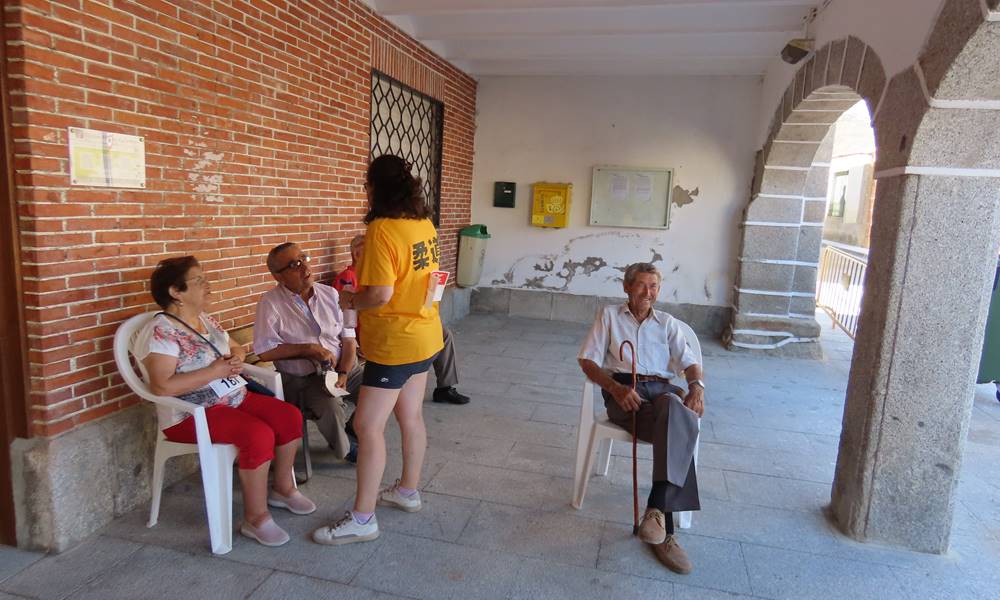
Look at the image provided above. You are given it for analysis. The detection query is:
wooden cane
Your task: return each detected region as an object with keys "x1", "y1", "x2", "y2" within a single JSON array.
[{"x1": 619, "y1": 340, "x2": 639, "y2": 536}]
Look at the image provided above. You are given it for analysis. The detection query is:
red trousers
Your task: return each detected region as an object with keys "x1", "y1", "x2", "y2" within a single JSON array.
[{"x1": 162, "y1": 391, "x2": 302, "y2": 469}]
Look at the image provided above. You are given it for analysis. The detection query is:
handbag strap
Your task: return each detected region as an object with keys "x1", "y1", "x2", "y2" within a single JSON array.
[{"x1": 156, "y1": 311, "x2": 225, "y2": 358}]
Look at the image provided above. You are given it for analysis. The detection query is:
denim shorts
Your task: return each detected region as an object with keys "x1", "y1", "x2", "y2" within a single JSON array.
[{"x1": 361, "y1": 353, "x2": 438, "y2": 389}]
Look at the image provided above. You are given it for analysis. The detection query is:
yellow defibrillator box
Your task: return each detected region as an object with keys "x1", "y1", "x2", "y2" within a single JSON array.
[{"x1": 530, "y1": 182, "x2": 571, "y2": 228}]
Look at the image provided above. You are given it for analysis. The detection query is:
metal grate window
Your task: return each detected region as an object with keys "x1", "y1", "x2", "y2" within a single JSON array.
[{"x1": 370, "y1": 70, "x2": 444, "y2": 226}]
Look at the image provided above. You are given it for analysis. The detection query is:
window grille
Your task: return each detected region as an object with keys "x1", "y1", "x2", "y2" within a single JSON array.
[{"x1": 369, "y1": 70, "x2": 444, "y2": 225}]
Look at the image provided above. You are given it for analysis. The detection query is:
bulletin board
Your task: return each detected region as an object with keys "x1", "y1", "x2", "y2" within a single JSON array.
[{"x1": 589, "y1": 165, "x2": 673, "y2": 229}]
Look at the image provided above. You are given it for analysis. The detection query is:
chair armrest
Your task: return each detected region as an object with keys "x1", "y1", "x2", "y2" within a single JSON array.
[
  {"x1": 242, "y1": 363, "x2": 284, "y2": 401},
  {"x1": 143, "y1": 393, "x2": 204, "y2": 415}
]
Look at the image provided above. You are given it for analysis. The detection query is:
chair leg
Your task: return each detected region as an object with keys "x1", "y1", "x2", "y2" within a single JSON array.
[
  {"x1": 147, "y1": 442, "x2": 168, "y2": 528},
  {"x1": 297, "y1": 420, "x2": 312, "y2": 484},
  {"x1": 597, "y1": 438, "x2": 613, "y2": 477},
  {"x1": 572, "y1": 420, "x2": 592, "y2": 509},
  {"x1": 200, "y1": 448, "x2": 235, "y2": 555},
  {"x1": 219, "y1": 449, "x2": 235, "y2": 549},
  {"x1": 575, "y1": 428, "x2": 601, "y2": 509}
]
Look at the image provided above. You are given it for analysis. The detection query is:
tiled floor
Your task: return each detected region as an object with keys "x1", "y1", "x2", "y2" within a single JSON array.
[{"x1": 2, "y1": 311, "x2": 999, "y2": 599}]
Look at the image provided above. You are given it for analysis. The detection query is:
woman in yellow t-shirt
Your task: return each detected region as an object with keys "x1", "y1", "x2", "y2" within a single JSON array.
[{"x1": 313, "y1": 154, "x2": 444, "y2": 546}]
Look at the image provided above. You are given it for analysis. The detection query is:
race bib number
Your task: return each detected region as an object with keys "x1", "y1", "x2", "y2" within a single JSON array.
[{"x1": 209, "y1": 375, "x2": 248, "y2": 398}]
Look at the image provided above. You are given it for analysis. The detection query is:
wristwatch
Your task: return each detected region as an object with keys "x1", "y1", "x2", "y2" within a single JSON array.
[{"x1": 688, "y1": 379, "x2": 706, "y2": 390}]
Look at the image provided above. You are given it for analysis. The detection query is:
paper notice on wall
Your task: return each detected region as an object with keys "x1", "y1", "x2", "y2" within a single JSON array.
[
  {"x1": 633, "y1": 173, "x2": 652, "y2": 203},
  {"x1": 69, "y1": 127, "x2": 146, "y2": 188},
  {"x1": 610, "y1": 173, "x2": 628, "y2": 203}
]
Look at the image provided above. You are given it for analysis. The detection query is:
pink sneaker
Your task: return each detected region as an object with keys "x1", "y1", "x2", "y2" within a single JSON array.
[
  {"x1": 240, "y1": 516, "x2": 290, "y2": 547},
  {"x1": 267, "y1": 489, "x2": 317, "y2": 515}
]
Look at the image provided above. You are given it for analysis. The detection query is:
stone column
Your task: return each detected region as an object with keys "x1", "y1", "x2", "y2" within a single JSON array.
[{"x1": 830, "y1": 174, "x2": 1000, "y2": 553}]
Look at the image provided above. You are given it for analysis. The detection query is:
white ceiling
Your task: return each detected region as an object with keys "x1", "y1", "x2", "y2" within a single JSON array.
[{"x1": 361, "y1": 0, "x2": 825, "y2": 78}]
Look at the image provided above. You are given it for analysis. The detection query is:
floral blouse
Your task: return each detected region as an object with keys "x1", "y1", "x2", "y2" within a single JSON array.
[{"x1": 134, "y1": 312, "x2": 246, "y2": 428}]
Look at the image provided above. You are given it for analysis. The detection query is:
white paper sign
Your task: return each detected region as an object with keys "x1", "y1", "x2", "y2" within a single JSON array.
[
  {"x1": 611, "y1": 173, "x2": 628, "y2": 202},
  {"x1": 633, "y1": 173, "x2": 652, "y2": 203},
  {"x1": 69, "y1": 127, "x2": 146, "y2": 188},
  {"x1": 209, "y1": 375, "x2": 248, "y2": 398}
]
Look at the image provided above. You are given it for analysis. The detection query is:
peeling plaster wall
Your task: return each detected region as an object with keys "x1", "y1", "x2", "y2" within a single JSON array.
[
  {"x1": 471, "y1": 75, "x2": 761, "y2": 306},
  {"x1": 755, "y1": 0, "x2": 946, "y2": 147}
]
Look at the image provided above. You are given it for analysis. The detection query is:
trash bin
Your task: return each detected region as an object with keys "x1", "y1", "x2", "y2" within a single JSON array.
[
  {"x1": 977, "y1": 255, "x2": 1000, "y2": 383},
  {"x1": 457, "y1": 224, "x2": 490, "y2": 287}
]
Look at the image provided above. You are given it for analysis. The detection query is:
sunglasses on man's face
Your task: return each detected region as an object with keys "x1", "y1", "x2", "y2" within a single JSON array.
[{"x1": 275, "y1": 255, "x2": 310, "y2": 274}]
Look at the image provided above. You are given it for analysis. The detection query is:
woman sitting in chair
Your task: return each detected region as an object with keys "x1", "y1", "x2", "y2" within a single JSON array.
[{"x1": 134, "y1": 256, "x2": 316, "y2": 547}]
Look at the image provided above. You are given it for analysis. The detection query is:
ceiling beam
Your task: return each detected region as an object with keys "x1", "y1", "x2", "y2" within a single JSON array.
[
  {"x1": 406, "y1": 4, "x2": 807, "y2": 40},
  {"x1": 462, "y1": 56, "x2": 773, "y2": 76},
  {"x1": 432, "y1": 30, "x2": 797, "y2": 61},
  {"x1": 373, "y1": 0, "x2": 818, "y2": 16}
]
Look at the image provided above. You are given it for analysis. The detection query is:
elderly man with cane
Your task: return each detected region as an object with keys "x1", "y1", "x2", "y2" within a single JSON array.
[{"x1": 578, "y1": 262, "x2": 705, "y2": 574}]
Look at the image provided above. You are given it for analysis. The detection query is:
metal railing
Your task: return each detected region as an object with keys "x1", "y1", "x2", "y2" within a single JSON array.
[{"x1": 816, "y1": 242, "x2": 868, "y2": 339}]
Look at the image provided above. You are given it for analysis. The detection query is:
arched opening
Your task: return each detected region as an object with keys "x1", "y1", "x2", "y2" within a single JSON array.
[
  {"x1": 727, "y1": 34, "x2": 886, "y2": 358},
  {"x1": 812, "y1": 100, "x2": 876, "y2": 351}
]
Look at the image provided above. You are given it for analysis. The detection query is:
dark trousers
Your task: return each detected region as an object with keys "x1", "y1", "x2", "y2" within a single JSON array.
[
  {"x1": 280, "y1": 372, "x2": 351, "y2": 459},
  {"x1": 601, "y1": 373, "x2": 700, "y2": 522}
]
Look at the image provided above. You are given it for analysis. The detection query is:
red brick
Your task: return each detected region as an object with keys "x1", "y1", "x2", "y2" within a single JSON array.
[
  {"x1": 52, "y1": 37, "x2": 110, "y2": 63},
  {"x1": 19, "y1": 10, "x2": 84, "y2": 41}
]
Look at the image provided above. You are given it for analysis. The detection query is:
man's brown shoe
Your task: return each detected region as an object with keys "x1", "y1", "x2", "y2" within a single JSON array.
[
  {"x1": 652, "y1": 535, "x2": 693, "y2": 574},
  {"x1": 639, "y1": 508, "x2": 667, "y2": 544}
]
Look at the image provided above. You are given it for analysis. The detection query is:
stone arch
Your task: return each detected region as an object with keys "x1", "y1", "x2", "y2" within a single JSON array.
[
  {"x1": 830, "y1": 0, "x2": 1000, "y2": 553},
  {"x1": 726, "y1": 36, "x2": 885, "y2": 356}
]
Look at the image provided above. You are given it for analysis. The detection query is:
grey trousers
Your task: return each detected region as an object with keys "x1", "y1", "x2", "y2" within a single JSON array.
[
  {"x1": 280, "y1": 372, "x2": 351, "y2": 459},
  {"x1": 434, "y1": 326, "x2": 459, "y2": 389},
  {"x1": 344, "y1": 326, "x2": 459, "y2": 397},
  {"x1": 602, "y1": 377, "x2": 700, "y2": 513}
]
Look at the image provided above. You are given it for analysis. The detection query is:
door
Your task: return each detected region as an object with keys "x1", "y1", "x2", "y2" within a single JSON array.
[{"x1": 0, "y1": 21, "x2": 29, "y2": 546}]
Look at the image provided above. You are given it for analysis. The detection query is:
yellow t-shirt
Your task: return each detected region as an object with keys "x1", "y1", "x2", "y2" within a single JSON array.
[{"x1": 357, "y1": 217, "x2": 444, "y2": 365}]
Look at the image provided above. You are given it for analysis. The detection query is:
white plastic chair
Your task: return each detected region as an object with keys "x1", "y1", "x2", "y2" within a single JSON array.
[
  {"x1": 572, "y1": 319, "x2": 702, "y2": 530},
  {"x1": 113, "y1": 311, "x2": 284, "y2": 555}
]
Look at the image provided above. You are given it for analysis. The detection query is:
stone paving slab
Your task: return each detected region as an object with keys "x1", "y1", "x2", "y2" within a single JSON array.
[
  {"x1": 352, "y1": 532, "x2": 518, "y2": 600},
  {"x1": 722, "y1": 471, "x2": 831, "y2": 512},
  {"x1": 248, "y1": 571, "x2": 403, "y2": 599},
  {"x1": 509, "y1": 555, "x2": 675, "y2": 599},
  {"x1": 0, "y1": 536, "x2": 140, "y2": 600},
  {"x1": 0, "y1": 548, "x2": 42, "y2": 586},
  {"x1": 66, "y1": 545, "x2": 269, "y2": 600},
  {"x1": 457, "y1": 501, "x2": 604, "y2": 568},
  {"x1": 742, "y1": 542, "x2": 909, "y2": 600}
]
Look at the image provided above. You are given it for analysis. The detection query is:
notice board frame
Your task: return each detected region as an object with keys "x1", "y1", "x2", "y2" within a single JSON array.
[{"x1": 589, "y1": 165, "x2": 673, "y2": 230}]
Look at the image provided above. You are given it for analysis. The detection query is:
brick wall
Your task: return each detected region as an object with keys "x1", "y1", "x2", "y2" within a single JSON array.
[{"x1": 4, "y1": 0, "x2": 477, "y2": 437}]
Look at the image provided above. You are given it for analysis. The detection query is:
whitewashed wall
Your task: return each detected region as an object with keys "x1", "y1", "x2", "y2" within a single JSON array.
[{"x1": 470, "y1": 75, "x2": 761, "y2": 307}]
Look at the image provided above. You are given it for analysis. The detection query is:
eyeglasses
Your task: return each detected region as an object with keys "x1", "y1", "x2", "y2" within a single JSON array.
[
  {"x1": 275, "y1": 255, "x2": 310, "y2": 273},
  {"x1": 185, "y1": 276, "x2": 207, "y2": 286}
]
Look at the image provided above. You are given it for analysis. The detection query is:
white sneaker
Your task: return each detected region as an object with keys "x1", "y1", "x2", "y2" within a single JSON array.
[
  {"x1": 312, "y1": 511, "x2": 379, "y2": 546},
  {"x1": 378, "y1": 479, "x2": 422, "y2": 512}
]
